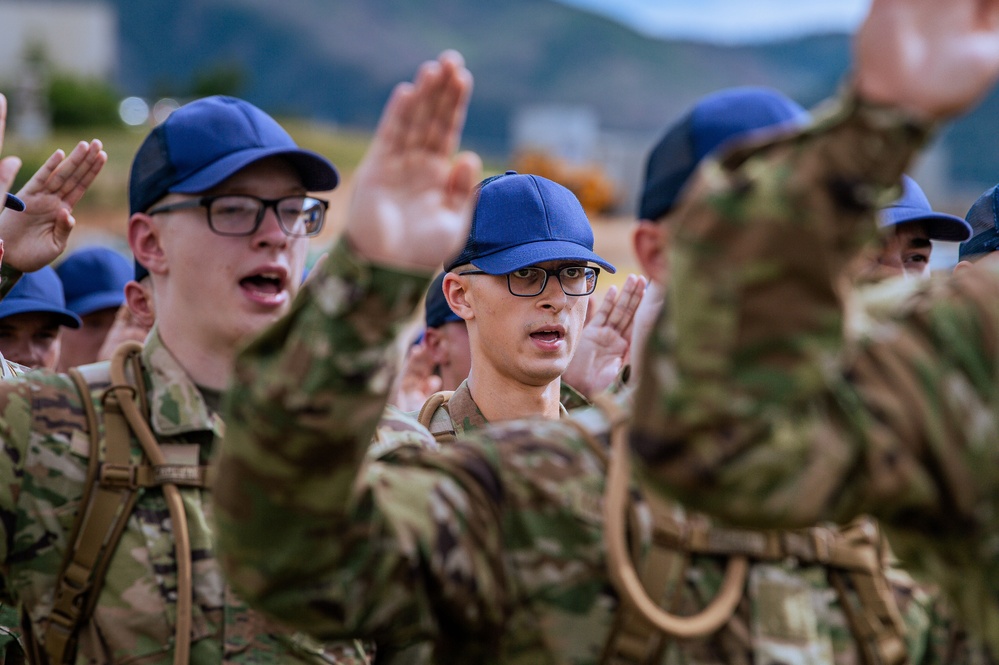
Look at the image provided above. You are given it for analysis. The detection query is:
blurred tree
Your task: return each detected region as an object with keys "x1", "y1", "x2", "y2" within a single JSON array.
[{"x1": 47, "y1": 75, "x2": 120, "y2": 129}]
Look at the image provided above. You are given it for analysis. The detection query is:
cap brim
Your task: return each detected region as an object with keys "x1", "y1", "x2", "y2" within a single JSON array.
[
  {"x1": 67, "y1": 291, "x2": 126, "y2": 317},
  {"x1": 880, "y1": 208, "x2": 973, "y2": 242},
  {"x1": 0, "y1": 300, "x2": 82, "y2": 329},
  {"x1": 467, "y1": 240, "x2": 617, "y2": 274},
  {"x1": 170, "y1": 146, "x2": 340, "y2": 195}
]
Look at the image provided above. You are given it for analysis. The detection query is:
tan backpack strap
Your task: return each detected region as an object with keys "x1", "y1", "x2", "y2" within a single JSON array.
[
  {"x1": 578, "y1": 394, "x2": 748, "y2": 648},
  {"x1": 828, "y1": 518, "x2": 908, "y2": 665},
  {"x1": 107, "y1": 342, "x2": 192, "y2": 665},
  {"x1": 417, "y1": 391, "x2": 455, "y2": 443},
  {"x1": 46, "y1": 362, "x2": 144, "y2": 664}
]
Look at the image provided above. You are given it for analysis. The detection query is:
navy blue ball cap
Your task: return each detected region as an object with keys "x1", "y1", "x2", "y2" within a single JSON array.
[
  {"x1": 960, "y1": 184, "x2": 999, "y2": 259},
  {"x1": 425, "y1": 272, "x2": 462, "y2": 329},
  {"x1": 445, "y1": 172, "x2": 616, "y2": 274},
  {"x1": 0, "y1": 266, "x2": 82, "y2": 328},
  {"x1": 56, "y1": 246, "x2": 132, "y2": 317},
  {"x1": 638, "y1": 87, "x2": 808, "y2": 222},
  {"x1": 879, "y1": 176, "x2": 971, "y2": 242},
  {"x1": 128, "y1": 95, "x2": 339, "y2": 217}
]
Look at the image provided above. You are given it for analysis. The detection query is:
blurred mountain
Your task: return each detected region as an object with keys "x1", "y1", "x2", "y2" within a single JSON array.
[{"x1": 50, "y1": 0, "x2": 999, "y2": 196}]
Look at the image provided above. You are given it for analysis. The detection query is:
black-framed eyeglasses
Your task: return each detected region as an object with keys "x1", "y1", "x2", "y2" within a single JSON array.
[
  {"x1": 147, "y1": 194, "x2": 329, "y2": 238},
  {"x1": 458, "y1": 265, "x2": 600, "y2": 297}
]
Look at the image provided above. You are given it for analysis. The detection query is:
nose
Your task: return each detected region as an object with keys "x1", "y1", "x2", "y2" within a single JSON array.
[
  {"x1": 252, "y1": 205, "x2": 288, "y2": 249},
  {"x1": 536, "y1": 272, "x2": 569, "y2": 311}
]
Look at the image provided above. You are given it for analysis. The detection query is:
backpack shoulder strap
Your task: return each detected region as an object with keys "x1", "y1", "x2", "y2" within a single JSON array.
[
  {"x1": 43, "y1": 354, "x2": 145, "y2": 665},
  {"x1": 417, "y1": 390, "x2": 455, "y2": 443}
]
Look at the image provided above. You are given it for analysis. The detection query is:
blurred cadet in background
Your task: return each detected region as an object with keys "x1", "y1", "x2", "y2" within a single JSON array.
[{"x1": 55, "y1": 245, "x2": 132, "y2": 370}]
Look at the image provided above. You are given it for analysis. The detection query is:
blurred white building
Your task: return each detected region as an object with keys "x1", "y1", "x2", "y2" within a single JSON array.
[{"x1": 0, "y1": 1, "x2": 117, "y2": 81}]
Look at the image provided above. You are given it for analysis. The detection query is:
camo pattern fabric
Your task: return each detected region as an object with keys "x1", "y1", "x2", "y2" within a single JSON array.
[
  {"x1": 0, "y1": 328, "x2": 370, "y2": 664},
  {"x1": 629, "y1": 93, "x2": 999, "y2": 656},
  {"x1": 213, "y1": 238, "x2": 975, "y2": 665}
]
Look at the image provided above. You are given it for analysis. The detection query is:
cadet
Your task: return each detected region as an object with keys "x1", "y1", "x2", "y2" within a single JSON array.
[
  {"x1": 213, "y1": 11, "x2": 993, "y2": 660},
  {"x1": 55, "y1": 245, "x2": 133, "y2": 371},
  {"x1": 0, "y1": 94, "x2": 372, "y2": 663},
  {"x1": 0, "y1": 265, "x2": 81, "y2": 370},
  {"x1": 625, "y1": 0, "x2": 999, "y2": 656}
]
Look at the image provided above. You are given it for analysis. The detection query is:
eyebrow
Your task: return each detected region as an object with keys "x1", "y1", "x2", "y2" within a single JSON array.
[{"x1": 906, "y1": 238, "x2": 932, "y2": 249}]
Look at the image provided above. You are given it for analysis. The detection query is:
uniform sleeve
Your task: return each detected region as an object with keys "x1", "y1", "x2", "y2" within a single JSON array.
[
  {"x1": 212, "y1": 241, "x2": 510, "y2": 651},
  {"x1": 0, "y1": 378, "x2": 37, "y2": 567},
  {"x1": 630, "y1": 93, "x2": 954, "y2": 528}
]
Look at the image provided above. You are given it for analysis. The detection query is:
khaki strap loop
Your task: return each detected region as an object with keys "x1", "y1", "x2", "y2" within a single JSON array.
[{"x1": 592, "y1": 394, "x2": 750, "y2": 639}]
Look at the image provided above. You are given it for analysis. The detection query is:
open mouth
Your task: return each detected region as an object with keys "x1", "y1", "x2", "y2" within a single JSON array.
[
  {"x1": 239, "y1": 269, "x2": 288, "y2": 300},
  {"x1": 530, "y1": 328, "x2": 564, "y2": 343}
]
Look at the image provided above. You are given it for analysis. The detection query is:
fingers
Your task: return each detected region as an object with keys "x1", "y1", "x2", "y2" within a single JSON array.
[
  {"x1": 18, "y1": 149, "x2": 64, "y2": 195},
  {"x1": 591, "y1": 274, "x2": 647, "y2": 338},
  {"x1": 590, "y1": 285, "x2": 618, "y2": 327},
  {"x1": 612, "y1": 274, "x2": 648, "y2": 340},
  {"x1": 62, "y1": 140, "x2": 107, "y2": 207},
  {"x1": 392, "y1": 51, "x2": 472, "y2": 157}
]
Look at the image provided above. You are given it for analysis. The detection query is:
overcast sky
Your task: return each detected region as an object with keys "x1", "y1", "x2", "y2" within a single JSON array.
[{"x1": 555, "y1": 0, "x2": 872, "y2": 43}]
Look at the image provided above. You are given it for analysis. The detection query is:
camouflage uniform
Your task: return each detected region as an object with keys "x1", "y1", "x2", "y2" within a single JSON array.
[
  {"x1": 627, "y1": 92, "x2": 999, "y2": 656},
  {"x1": 0, "y1": 324, "x2": 369, "y2": 663},
  {"x1": 213, "y1": 238, "x2": 970, "y2": 665}
]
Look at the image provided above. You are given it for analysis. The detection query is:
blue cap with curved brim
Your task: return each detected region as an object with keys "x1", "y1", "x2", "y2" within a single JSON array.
[
  {"x1": 960, "y1": 184, "x2": 999, "y2": 259},
  {"x1": 879, "y1": 175, "x2": 971, "y2": 242},
  {"x1": 639, "y1": 87, "x2": 809, "y2": 222},
  {"x1": 130, "y1": 95, "x2": 340, "y2": 280},
  {"x1": 56, "y1": 246, "x2": 132, "y2": 317},
  {"x1": 0, "y1": 266, "x2": 82, "y2": 329},
  {"x1": 445, "y1": 172, "x2": 615, "y2": 275}
]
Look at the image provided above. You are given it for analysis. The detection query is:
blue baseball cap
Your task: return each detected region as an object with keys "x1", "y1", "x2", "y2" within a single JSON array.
[
  {"x1": 0, "y1": 266, "x2": 82, "y2": 328},
  {"x1": 445, "y1": 172, "x2": 616, "y2": 274},
  {"x1": 425, "y1": 272, "x2": 462, "y2": 329},
  {"x1": 960, "y1": 184, "x2": 999, "y2": 259},
  {"x1": 56, "y1": 246, "x2": 132, "y2": 317},
  {"x1": 879, "y1": 176, "x2": 971, "y2": 242},
  {"x1": 638, "y1": 87, "x2": 808, "y2": 221},
  {"x1": 130, "y1": 95, "x2": 340, "y2": 279}
]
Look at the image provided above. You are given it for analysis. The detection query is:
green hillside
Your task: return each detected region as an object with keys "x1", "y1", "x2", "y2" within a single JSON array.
[{"x1": 26, "y1": 0, "x2": 999, "y2": 192}]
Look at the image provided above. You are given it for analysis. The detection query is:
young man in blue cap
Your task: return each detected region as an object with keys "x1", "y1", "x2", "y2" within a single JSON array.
[
  {"x1": 0, "y1": 265, "x2": 81, "y2": 370},
  {"x1": 0, "y1": 90, "x2": 378, "y2": 663},
  {"x1": 426, "y1": 171, "x2": 617, "y2": 433},
  {"x1": 856, "y1": 174, "x2": 972, "y2": 282},
  {"x1": 55, "y1": 245, "x2": 133, "y2": 370}
]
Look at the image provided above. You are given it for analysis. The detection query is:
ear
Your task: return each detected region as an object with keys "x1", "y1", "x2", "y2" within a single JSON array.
[
  {"x1": 124, "y1": 279, "x2": 156, "y2": 327},
  {"x1": 128, "y1": 213, "x2": 167, "y2": 277},
  {"x1": 953, "y1": 259, "x2": 974, "y2": 275},
  {"x1": 633, "y1": 220, "x2": 669, "y2": 285},
  {"x1": 442, "y1": 273, "x2": 474, "y2": 321},
  {"x1": 422, "y1": 327, "x2": 446, "y2": 364}
]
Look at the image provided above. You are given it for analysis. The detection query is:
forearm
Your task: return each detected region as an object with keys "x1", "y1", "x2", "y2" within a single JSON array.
[
  {"x1": 631, "y1": 93, "x2": 932, "y2": 526},
  {"x1": 214, "y1": 238, "x2": 431, "y2": 634}
]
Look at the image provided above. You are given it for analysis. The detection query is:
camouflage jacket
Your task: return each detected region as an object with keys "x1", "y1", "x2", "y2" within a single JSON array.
[
  {"x1": 213, "y1": 238, "x2": 973, "y2": 665},
  {"x1": 630, "y1": 93, "x2": 999, "y2": 655},
  {"x1": 0, "y1": 327, "x2": 369, "y2": 664}
]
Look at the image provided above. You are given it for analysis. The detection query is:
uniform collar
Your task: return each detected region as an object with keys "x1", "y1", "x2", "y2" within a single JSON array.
[
  {"x1": 449, "y1": 379, "x2": 568, "y2": 436},
  {"x1": 141, "y1": 326, "x2": 223, "y2": 437}
]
